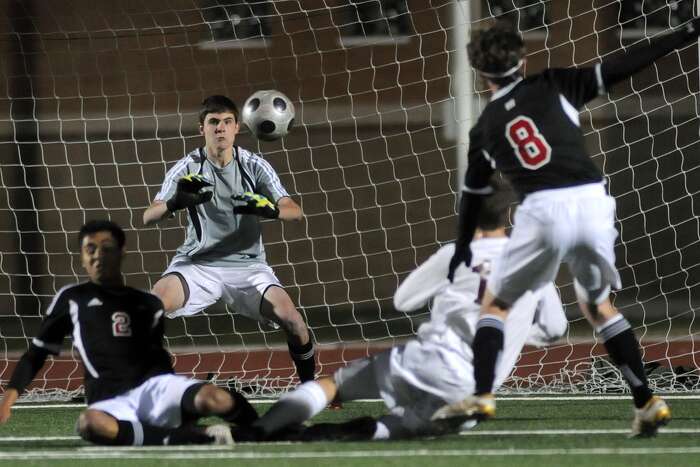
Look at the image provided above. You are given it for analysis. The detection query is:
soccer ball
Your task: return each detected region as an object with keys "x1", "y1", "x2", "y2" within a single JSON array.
[{"x1": 241, "y1": 90, "x2": 296, "y2": 141}]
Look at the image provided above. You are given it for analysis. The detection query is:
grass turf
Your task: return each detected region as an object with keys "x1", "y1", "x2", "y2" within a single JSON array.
[{"x1": 0, "y1": 397, "x2": 698, "y2": 466}]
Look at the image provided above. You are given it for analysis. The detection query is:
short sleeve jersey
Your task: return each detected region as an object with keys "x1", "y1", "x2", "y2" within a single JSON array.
[
  {"x1": 464, "y1": 66, "x2": 606, "y2": 197},
  {"x1": 155, "y1": 146, "x2": 290, "y2": 266},
  {"x1": 33, "y1": 282, "x2": 173, "y2": 404}
]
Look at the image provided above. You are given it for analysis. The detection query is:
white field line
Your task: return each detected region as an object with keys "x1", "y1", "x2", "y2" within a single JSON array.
[
  {"x1": 12, "y1": 393, "x2": 700, "y2": 410},
  {"x1": 1, "y1": 446, "x2": 700, "y2": 460},
  {"x1": 2, "y1": 427, "x2": 699, "y2": 443}
]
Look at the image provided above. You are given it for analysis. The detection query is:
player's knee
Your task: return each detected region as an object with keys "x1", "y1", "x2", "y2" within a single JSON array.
[
  {"x1": 151, "y1": 276, "x2": 185, "y2": 314},
  {"x1": 274, "y1": 308, "x2": 308, "y2": 339},
  {"x1": 195, "y1": 384, "x2": 233, "y2": 414},
  {"x1": 76, "y1": 410, "x2": 113, "y2": 442}
]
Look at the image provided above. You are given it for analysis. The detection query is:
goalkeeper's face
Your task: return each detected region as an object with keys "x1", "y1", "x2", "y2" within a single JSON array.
[
  {"x1": 81, "y1": 231, "x2": 125, "y2": 285},
  {"x1": 200, "y1": 111, "x2": 240, "y2": 155}
]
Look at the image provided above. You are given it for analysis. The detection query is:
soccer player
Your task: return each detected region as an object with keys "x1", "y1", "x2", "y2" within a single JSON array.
[
  {"x1": 143, "y1": 95, "x2": 315, "y2": 383},
  {"x1": 438, "y1": 20, "x2": 700, "y2": 436},
  {"x1": 0, "y1": 220, "x2": 258, "y2": 445},
  {"x1": 237, "y1": 181, "x2": 567, "y2": 441}
]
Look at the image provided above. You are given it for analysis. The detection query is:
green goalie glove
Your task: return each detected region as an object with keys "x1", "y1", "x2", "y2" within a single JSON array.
[
  {"x1": 232, "y1": 192, "x2": 279, "y2": 219},
  {"x1": 166, "y1": 174, "x2": 213, "y2": 212}
]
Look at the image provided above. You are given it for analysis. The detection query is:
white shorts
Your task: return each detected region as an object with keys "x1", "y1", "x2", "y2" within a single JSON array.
[
  {"x1": 88, "y1": 374, "x2": 201, "y2": 429},
  {"x1": 489, "y1": 183, "x2": 621, "y2": 305},
  {"x1": 164, "y1": 258, "x2": 282, "y2": 325}
]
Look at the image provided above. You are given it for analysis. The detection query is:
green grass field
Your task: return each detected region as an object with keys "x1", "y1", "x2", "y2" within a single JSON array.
[{"x1": 1, "y1": 396, "x2": 698, "y2": 467}]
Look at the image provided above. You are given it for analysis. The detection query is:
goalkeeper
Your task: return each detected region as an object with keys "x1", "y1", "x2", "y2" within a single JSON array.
[{"x1": 143, "y1": 95, "x2": 315, "y2": 383}]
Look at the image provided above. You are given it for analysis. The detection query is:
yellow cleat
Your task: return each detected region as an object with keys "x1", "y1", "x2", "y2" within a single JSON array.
[
  {"x1": 431, "y1": 393, "x2": 496, "y2": 424},
  {"x1": 630, "y1": 396, "x2": 671, "y2": 438}
]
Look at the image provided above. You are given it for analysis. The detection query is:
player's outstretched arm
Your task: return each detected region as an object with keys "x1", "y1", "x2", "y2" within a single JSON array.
[
  {"x1": 601, "y1": 17, "x2": 700, "y2": 89},
  {"x1": 144, "y1": 174, "x2": 213, "y2": 225},
  {"x1": 448, "y1": 192, "x2": 484, "y2": 282},
  {"x1": 232, "y1": 193, "x2": 302, "y2": 220},
  {"x1": 0, "y1": 345, "x2": 50, "y2": 424}
]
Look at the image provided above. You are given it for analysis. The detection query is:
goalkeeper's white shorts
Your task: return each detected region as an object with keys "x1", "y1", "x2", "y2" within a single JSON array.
[
  {"x1": 88, "y1": 374, "x2": 200, "y2": 429},
  {"x1": 488, "y1": 182, "x2": 621, "y2": 306},
  {"x1": 163, "y1": 259, "x2": 282, "y2": 326}
]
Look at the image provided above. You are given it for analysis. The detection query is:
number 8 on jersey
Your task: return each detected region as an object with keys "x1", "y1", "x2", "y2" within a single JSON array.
[{"x1": 506, "y1": 116, "x2": 552, "y2": 169}]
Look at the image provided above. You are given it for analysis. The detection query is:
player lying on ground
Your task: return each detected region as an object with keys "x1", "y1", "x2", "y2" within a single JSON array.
[
  {"x1": 143, "y1": 95, "x2": 315, "y2": 384},
  {"x1": 0, "y1": 220, "x2": 258, "y2": 445},
  {"x1": 436, "y1": 19, "x2": 699, "y2": 437},
  {"x1": 235, "y1": 180, "x2": 567, "y2": 441}
]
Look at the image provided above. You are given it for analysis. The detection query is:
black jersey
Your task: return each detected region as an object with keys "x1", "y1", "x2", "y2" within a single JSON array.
[
  {"x1": 33, "y1": 282, "x2": 173, "y2": 403},
  {"x1": 464, "y1": 66, "x2": 605, "y2": 197}
]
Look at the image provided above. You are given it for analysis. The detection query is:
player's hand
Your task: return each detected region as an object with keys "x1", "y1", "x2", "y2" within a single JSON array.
[
  {"x1": 0, "y1": 388, "x2": 18, "y2": 424},
  {"x1": 232, "y1": 192, "x2": 279, "y2": 219},
  {"x1": 447, "y1": 245, "x2": 472, "y2": 283},
  {"x1": 166, "y1": 174, "x2": 214, "y2": 212}
]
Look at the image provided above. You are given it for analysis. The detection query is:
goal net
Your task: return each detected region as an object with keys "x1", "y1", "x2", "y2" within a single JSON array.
[{"x1": 1, "y1": 0, "x2": 698, "y2": 401}]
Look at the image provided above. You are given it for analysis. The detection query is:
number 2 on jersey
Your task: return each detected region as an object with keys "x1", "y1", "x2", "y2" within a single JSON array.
[
  {"x1": 112, "y1": 312, "x2": 132, "y2": 337},
  {"x1": 505, "y1": 116, "x2": 551, "y2": 169}
]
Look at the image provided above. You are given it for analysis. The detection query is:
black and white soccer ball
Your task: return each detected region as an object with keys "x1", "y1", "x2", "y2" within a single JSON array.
[{"x1": 241, "y1": 90, "x2": 296, "y2": 141}]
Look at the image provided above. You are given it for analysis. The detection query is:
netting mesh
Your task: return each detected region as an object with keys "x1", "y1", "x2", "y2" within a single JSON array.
[{"x1": 1, "y1": 0, "x2": 698, "y2": 400}]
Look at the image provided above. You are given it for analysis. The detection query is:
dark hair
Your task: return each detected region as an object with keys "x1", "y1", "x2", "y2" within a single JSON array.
[
  {"x1": 199, "y1": 95, "x2": 239, "y2": 125},
  {"x1": 78, "y1": 220, "x2": 126, "y2": 250},
  {"x1": 477, "y1": 177, "x2": 516, "y2": 231},
  {"x1": 468, "y1": 22, "x2": 525, "y2": 80}
]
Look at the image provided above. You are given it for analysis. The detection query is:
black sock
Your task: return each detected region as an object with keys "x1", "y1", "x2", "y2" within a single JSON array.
[
  {"x1": 288, "y1": 340, "x2": 315, "y2": 382},
  {"x1": 222, "y1": 389, "x2": 259, "y2": 426},
  {"x1": 114, "y1": 420, "x2": 135, "y2": 445},
  {"x1": 472, "y1": 316, "x2": 505, "y2": 395},
  {"x1": 139, "y1": 422, "x2": 212, "y2": 445},
  {"x1": 601, "y1": 318, "x2": 653, "y2": 408},
  {"x1": 84, "y1": 419, "x2": 135, "y2": 445},
  {"x1": 180, "y1": 382, "x2": 206, "y2": 425}
]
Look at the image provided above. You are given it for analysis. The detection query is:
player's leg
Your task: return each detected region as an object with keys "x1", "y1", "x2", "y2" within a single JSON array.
[
  {"x1": 261, "y1": 285, "x2": 315, "y2": 382},
  {"x1": 226, "y1": 263, "x2": 316, "y2": 383},
  {"x1": 152, "y1": 262, "x2": 220, "y2": 318},
  {"x1": 180, "y1": 382, "x2": 258, "y2": 427},
  {"x1": 250, "y1": 353, "x2": 384, "y2": 440},
  {"x1": 471, "y1": 206, "x2": 562, "y2": 403},
  {"x1": 76, "y1": 409, "x2": 214, "y2": 445},
  {"x1": 573, "y1": 278, "x2": 670, "y2": 436},
  {"x1": 248, "y1": 376, "x2": 337, "y2": 440},
  {"x1": 151, "y1": 273, "x2": 187, "y2": 315},
  {"x1": 569, "y1": 189, "x2": 670, "y2": 436}
]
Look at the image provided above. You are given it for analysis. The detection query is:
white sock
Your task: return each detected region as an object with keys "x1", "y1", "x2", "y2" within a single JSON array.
[
  {"x1": 254, "y1": 381, "x2": 328, "y2": 435},
  {"x1": 371, "y1": 420, "x2": 391, "y2": 440}
]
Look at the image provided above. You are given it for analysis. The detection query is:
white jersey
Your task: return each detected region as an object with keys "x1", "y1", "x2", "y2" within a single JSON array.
[{"x1": 381, "y1": 237, "x2": 566, "y2": 419}]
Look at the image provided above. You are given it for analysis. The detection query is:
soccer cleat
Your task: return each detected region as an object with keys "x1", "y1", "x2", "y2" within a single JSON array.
[
  {"x1": 205, "y1": 424, "x2": 235, "y2": 445},
  {"x1": 431, "y1": 393, "x2": 496, "y2": 423},
  {"x1": 630, "y1": 396, "x2": 671, "y2": 438}
]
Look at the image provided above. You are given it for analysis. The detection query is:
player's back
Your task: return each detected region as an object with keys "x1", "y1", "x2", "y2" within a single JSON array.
[
  {"x1": 474, "y1": 69, "x2": 603, "y2": 196},
  {"x1": 417, "y1": 237, "x2": 509, "y2": 342}
]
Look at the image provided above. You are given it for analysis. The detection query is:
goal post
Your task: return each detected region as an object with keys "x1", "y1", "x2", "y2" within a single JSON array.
[{"x1": 0, "y1": 0, "x2": 698, "y2": 401}]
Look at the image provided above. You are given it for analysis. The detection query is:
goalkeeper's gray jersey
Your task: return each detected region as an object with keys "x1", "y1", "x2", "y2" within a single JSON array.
[{"x1": 154, "y1": 146, "x2": 289, "y2": 266}]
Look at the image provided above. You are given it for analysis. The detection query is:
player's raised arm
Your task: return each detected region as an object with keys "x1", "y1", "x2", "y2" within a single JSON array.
[
  {"x1": 448, "y1": 128, "x2": 495, "y2": 282},
  {"x1": 600, "y1": 17, "x2": 700, "y2": 90},
  {"x1": 143, "y1": 173, "x2": 213, "y2": 226}
]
